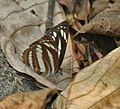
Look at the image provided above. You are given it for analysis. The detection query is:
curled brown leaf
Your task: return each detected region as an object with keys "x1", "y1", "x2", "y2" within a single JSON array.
[
  {"x1": 0, "y1": 88, "x2": 57, "y2": 109},
  {"x1": 0, "y1": 0, "x2": 68, "y2": 90},
  {"x1": 53, "y1": 47, "x2": 120, "y2": 109}
]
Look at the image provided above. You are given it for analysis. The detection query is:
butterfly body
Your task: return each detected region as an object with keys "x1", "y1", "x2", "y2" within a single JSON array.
[{"x1": 22, "y1": 21, "x2": 69, "y2": 76}]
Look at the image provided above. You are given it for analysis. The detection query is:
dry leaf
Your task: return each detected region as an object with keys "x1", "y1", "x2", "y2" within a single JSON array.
[
  {"x1": 79, "y1": 9, "x2": 120, "y2": 37},
  {"x1": 53, "y1": 47, "x2": 120, "y2": 109},
  {"x1": 58, "y1": 0, "x2": 90, "y2": 22},
  {"x1": 0, "y1": 88, "x2": 57, "y2": 109},
  {"x1": 61, "y1": 34, "x2": 80, "y2": 77},
  {"x1": 89, "y1": 0, "x2": 110, "y2": 19},
  {"x1": 90, "y1": 0, "x2": 120, "y2": 19},
  {"x1": 74, "y1": 0, "x2": 90, "y2": 22},
  {"x1": 0, "y1": 0, "x2": 69, "y2": 90},
  {"x1": 109, "y1": 0, "x2": 120, "y2": 10},
  {"x1": 57, "y1": 0, "x2": 74, "y2": 13}
]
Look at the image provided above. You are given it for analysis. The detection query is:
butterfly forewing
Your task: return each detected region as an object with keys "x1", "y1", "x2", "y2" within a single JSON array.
[
  {"x1": 22, "y1": 21, "x2": 69, "y2": 76},
  {"x1": 47, "y1": 21, "x2": 69, "y2": 67}
]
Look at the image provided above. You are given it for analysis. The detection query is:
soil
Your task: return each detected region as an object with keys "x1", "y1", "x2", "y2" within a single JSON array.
[{"x1": 0, "y1": 48, "x2": 39, "y2": 100}]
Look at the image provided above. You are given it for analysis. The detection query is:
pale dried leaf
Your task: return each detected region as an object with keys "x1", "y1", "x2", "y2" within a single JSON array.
[
  {"x1": 0, "y1": 88, "x2": 57, "y2": 109},
  {"x1": 90, "y1": 0, "x2": 120, "y2": 19},
  {"x1": 90, "y1": 89, "x2": 120, "y2": 109},
  {"x1": 58, "y1": 0, "x2": 90, "y2": 22},
  {"x1": 74, "y1": 0, "x2": 90, "y2": 21},
  {"x1": 61, "y1": 34, "x2": 80, "y2": 79},
  {"x1": 53, "y1": 47, "x2": 120, "y2": 109},
  {"x1": 79, "y1": 9, "x2": 120, "y2": 37},
  {"x1": 109, "y1": 0, "x2": 120, "y2": 10},
  {"x1": 57, "y1": 0, "x2": 74, "y2": 13},
  {"x1": 89, "y1": 0, "x2": 110, "y2": 19},
  {"x1": 0, "y1": 0, "x2": 68, "y2": 90}
]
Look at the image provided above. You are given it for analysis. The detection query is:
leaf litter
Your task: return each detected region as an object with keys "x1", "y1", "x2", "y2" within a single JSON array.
[{"x1": 0, "y1": 0, "x2": 120, "y2": 109}]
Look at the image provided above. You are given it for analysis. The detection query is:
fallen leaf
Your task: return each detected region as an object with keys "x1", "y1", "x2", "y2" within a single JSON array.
[
  {"x1": 89, "y1": 0, "x2": 110, "y2": 20},
  {"x1": 60, "y1": 33, "x2": 80, "y2": 81},
  {"x1": 58, "y1": 0, "x2": 90, "y2": 24},
  {"x1": 53, "y1": 47, "x2": 120, "y2": 109},
  {"x1": 79, "y1": 9, "x2": 120, "y2": 37},
  {"x1": 109, "y1": 0, "x2": 120, "y2": 10},
  {"x1": 89, "y1": 0, "x2": 120, "y2": 20},
  {"x1": 72, "y1": 9, "x2": 120, "y2": 69},
  {"x1": 0, "y1": 88, "x2": 57, "y2": 109},
  {"x1": 57, "y1": 0, "x2": 74, "y2": 13},
  {"x1": 0, "y1": 0, "x2": 68, "y2": 90},
  {"x1": 74, "y1": 0, "x2": 90, "y2": 22}
]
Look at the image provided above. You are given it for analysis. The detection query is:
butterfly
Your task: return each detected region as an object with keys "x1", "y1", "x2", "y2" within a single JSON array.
[{"x1": 22, "y1": 21, "x2": 69, "y2": 77}]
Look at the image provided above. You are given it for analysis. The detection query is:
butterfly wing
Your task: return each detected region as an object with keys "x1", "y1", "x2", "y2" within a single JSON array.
[
  {"x1": 22, "y1": 21, "x2": 69, "y2": 75},
  {"x1": 23, "y1": 36, "x2": 58, "y2": 75},
  {"x1": 47, "y1": 21, "x2": 69, "y2": 67}
]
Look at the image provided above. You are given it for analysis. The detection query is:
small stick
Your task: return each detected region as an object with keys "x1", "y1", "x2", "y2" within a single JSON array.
[
  {"x1": 86, "y1": 43, "x2": 92, "y2": 64},
  {"x1": 92, "y1": 41, "x2": 103, "y2": 59},
  {"x1": 45, "y1": 0, "x2": 55, "y2": 32}
]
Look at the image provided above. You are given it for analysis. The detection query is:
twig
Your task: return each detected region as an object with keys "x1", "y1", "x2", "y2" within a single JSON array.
[
  {"x1": 92, "y1": 41, "x2": 103, "y2": 59},
  {"x1": 45, "y1": 0, "x2": 55, "y2": 32},
  {"x1": 86, "y1": 43, "x2": 92, "y2": 64}
]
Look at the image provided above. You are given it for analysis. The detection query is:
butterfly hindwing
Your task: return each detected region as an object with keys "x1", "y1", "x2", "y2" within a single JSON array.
[{"x1": 22, "y1": 21, "x2": 69, "y2": 75}]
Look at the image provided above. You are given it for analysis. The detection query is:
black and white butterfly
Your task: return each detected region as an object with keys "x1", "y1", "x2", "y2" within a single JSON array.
[{"x1": 22, "y1": 21, "x2": 69, "y2": 77}]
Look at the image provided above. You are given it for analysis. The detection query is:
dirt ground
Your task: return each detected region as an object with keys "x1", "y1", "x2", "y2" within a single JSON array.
[{"x1": 0, "y1": 48, "x2": 39, "y2": 100}]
